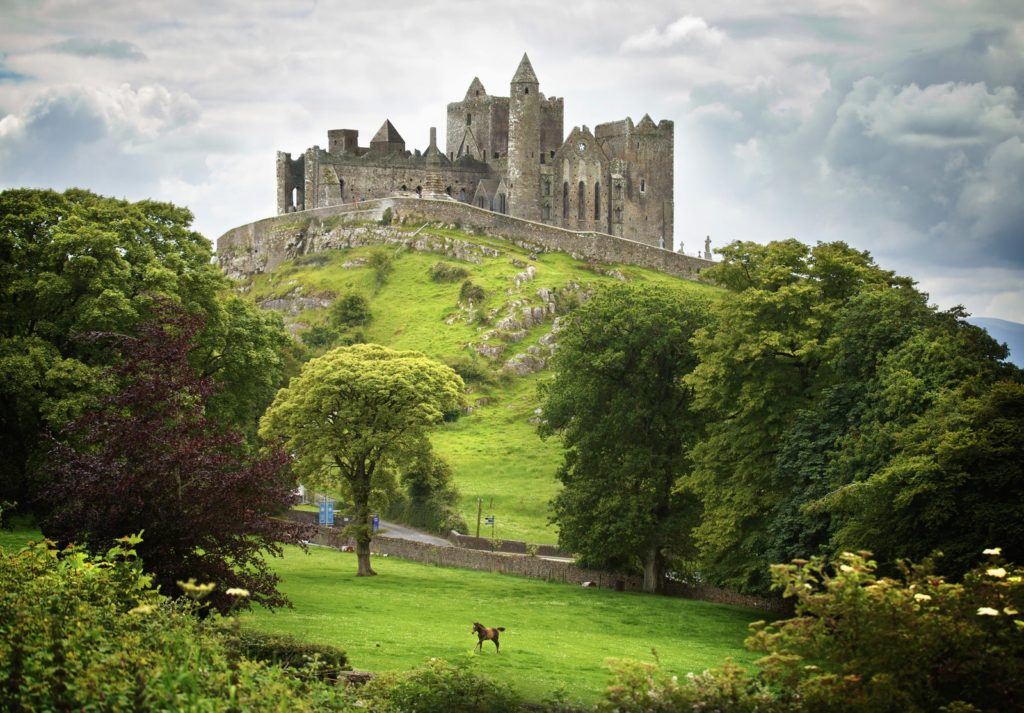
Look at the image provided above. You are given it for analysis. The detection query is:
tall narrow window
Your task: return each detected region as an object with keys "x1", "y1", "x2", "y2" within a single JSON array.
[
  {"x1": 577, "y1": 181, "x2": 585, "y2": 222},
  {"x1": 562, "y1": 182, "x2": 569, "y2": 220},
  {"x1": 640, "y1": 179, "x2": 646, "y2": 193},
  {"x1": 466, "y1": 113, "x2": 472, "y2": 126},
  {"x1": 340, "y1": 179, "x2": 345, "y2": 203},
  {"x1": 594, "y1": 183, "x2": 600, "y2": 220}
]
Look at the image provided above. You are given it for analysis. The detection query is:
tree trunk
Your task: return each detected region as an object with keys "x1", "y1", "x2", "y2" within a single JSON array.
[
  {"x1": 355, "y1": 535, "x2": 375, "y2": 577},
  {"x1": 642, "y1": 542, "x2": 664, "y2": 594},
  {"x1": 349, "y1": 458, "x2": 376, "y2": 577}
]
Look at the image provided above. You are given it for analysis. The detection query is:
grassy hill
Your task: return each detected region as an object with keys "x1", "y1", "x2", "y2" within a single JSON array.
[{"x1": 239, "y1": 223, "x2": 719, "y2": 544}]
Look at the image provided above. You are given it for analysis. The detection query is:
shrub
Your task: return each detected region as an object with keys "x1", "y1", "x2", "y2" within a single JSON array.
[
  {"x1": 222, "y1": 627, "x2": 350, "y2": 682},
  {"x1": 380, "y1": 207, "x2": 393, "y2": 226},
  {"x1": 0, "y1": 537, "x2": 355, "y2": 711},
  {"x1": 429, "y1": 261, "x2": 470, "y2": 283},
  {"x1": 460, "y1": 280, "x2": 486, "y2": 304},
  {"x1": 597, "y1": 550, "x2": 1024, "y2": 713},
  {"x1": 359, "y1": 658, "x2": 520, "y2": 713},
  {"x1": 330, "y1": 293, "x2": 373, "y2": 329},
  {"x1": 300, "y1": 325, "x2": 340, "y2": 348},
  {"x1": 444, "y1": 355, "x2": 496, "y2": 385},
  {"x1": 747, "y1": 549, "x2": 1024, "y2": 712},
  {"x1": 599, "y1": 659, "x2": 776, "y2": 713},
  {"x1": 369, "y1": 250, "x2": 394, "y2": 288}
]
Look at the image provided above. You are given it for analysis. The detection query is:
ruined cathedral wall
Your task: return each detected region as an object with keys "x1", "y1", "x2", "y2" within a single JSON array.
[
  {"x1": 539, "y1": 96, "x2": 564, "y2": 158},
  {"x1": 308, "y1": 159, "x2": 491, "y2": 208},
  {"x1": 554, "y1": 152, "x2": 608, "y2": 235},
  {"x1": 446, "y1": 96, "x2": 509, "y2": 162},
  {"x1": 621, "y1": 120, "x2": 674, "y2": 250}
]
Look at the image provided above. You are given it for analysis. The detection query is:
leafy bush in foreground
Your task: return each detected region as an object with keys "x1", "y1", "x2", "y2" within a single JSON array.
[
  {"x1": 599, "y1": 550, "x2": 1024, "y2": 712},
  {"x1": 359, "y1": 658, "x2": 520, "y2": 713},
  {"x1": 0, "y1": 537, "x2": 353, "y2": 711}
]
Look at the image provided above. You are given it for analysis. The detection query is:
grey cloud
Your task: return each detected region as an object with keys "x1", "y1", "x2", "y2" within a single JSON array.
[
  {"x1": 0, "y1": 85, "x2": 205, "y2": 199},
  {"x1": 49, "y1": 37, "x2": 147, "y2": 61}
]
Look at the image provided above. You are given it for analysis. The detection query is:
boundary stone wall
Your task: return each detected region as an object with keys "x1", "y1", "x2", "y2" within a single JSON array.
[
  {"x1": 290, "y1": 515, "x2": 789, "y2": 614},
  {"x1": 216, "y1": 197, "x2": 712, "y2": 280}
]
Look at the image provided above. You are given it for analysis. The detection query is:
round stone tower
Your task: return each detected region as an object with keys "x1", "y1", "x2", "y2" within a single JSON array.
[{"x1": 507, "y1": 53, "x2": 541, "y2": 221}]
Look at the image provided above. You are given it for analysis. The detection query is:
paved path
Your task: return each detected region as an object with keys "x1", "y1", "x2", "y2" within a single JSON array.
[{"x1": 377, "y1": 519, "x2": 452, "y2": 547}]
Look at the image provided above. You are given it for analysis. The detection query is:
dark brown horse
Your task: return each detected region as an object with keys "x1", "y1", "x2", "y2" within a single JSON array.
[{"x1": 471, "y1": 622, "x2": 505, "y2": 653}]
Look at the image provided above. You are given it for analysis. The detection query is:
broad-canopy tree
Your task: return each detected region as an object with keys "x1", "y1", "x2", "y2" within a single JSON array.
[
  {"x1": 685, "y1": 239, "x2": 1020, "y2": 592},
  {"x1": 0, "y1": 188, "x2": 292, "y2": 508},
  {"x1": 539, "y1": 284, "x2": 711, "y2": 593},
  {"x1": 260, "y1": 343, "x2": 464, "y2": 576},
  {"x1": 42, "y1": 304, "x2": 305, "y2": 613}
]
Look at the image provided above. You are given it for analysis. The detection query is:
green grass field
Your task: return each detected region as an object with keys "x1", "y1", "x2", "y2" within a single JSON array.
[{"x1": 243, "y1": 544, "x2": 763, "y2": 705}]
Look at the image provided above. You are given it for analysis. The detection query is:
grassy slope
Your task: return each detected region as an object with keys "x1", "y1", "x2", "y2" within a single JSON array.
[
  {"x1": 244, "y1": 225, "x2": 719, "y2": 543},
  {"x1": 244, "y1": 544, "x2": 763, "y2": 705}
]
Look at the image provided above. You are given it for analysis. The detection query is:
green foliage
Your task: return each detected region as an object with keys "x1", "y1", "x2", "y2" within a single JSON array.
[
  {"x1": 597, "y1": 551, "x2": 1024, "y2": 713},
  {"x1": 541, "y1": 284, "x2": 711, "y2": 591},
  {"x1": 0, "y1": 537, "x2": 354, "y2": 711},
  {"x1": 301, "y1": 324, "x2": 341, "y2": 348},
  {"x1": 330, "y1": 292, "x2": 373, "y2": 329},
  {"x1": 386, "y1": 449, "x2": 468, "y2": 534},
  {"x1": 0, "y1": 188, "x2": 291, "y2": 508},
  {"x1": 459, "y1": 279, "x2": 486, "y2": 304},
  {"x1": 369, "y1": 249, "x2": 394, "y2": 288},
  {"x1": 380, "y1": 207, "x2": 393, "y2": 226},
  {"x1": 444, "y1": 354, "x2": 498, "y2": 385},
  {"x1": 749, "y1": 550, "x2": 1024, "y2": 712},
  {"x1": 360, "y1": 658, "x2": 520, "y2": 712},
  {"x1": 599, "y1": 659, "x2": 774, "y2": 713},
  {"x1": 429, "y1": 261, "x2": 470, "y2": 283},
  {"x1": 260, "y1": 344, "x2": 464, "y2": 575},
  {"x1": 221, "y1": 627, "x2": 350, "y2": 681},
  {"x1": 684, "y1": 239, "x2": 1021, "y2": 593}
]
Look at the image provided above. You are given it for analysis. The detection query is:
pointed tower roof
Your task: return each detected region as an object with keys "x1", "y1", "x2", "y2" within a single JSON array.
[
  {"x1": 464, "y1": 77, "x2": 487, "y2": 101},
  {"x1": 637, "y1": 114, "x2": 657, "y2": 130},
  {"x1": 371, "y1": 119, "x2": 404, "y2": 144},
  {"x1": 511, "y1": 52, "x2": 538, "y2": 84}
]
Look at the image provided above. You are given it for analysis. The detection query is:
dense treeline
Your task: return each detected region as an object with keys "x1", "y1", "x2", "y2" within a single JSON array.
[
  {"x1": 0, "y1": 188, "x2": 293, "y2": 510},
  {"x1": 544, "y1": 239, "x2": 1023, "y2": 594}
]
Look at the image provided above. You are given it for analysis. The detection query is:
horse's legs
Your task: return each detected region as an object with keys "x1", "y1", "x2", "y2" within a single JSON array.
[{"x1": 494, "y1": 637, "x2": 500, "y2": 654}]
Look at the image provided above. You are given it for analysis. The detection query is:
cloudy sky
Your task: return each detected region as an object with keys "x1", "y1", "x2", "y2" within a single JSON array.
[{"x1": 1, "y1": 0, "x2": 1022, "y2": 321}]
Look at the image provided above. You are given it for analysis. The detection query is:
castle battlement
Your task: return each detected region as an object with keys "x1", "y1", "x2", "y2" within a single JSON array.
[{"x1": 276, "y1": 53, "x2": 673, "y2": 249}]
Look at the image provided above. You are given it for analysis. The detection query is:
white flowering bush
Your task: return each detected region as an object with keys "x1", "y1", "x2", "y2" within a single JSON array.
[
  {"x1": 746, "y1": 549, "x2": 1024, "y2": 712},
  {"x1": 599, "y1": 550, "x2": 1023, "y2": 713}
]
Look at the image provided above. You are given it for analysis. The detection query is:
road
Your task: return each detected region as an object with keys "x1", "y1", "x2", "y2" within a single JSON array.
[{"x1": 376, "y1": 519, "x2": 453, "y2": 547}]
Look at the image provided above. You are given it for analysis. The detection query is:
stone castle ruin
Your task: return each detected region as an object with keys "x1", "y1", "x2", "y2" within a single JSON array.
[{"x1": 276, "y1": 53, "x2": 674, "y2": 250}]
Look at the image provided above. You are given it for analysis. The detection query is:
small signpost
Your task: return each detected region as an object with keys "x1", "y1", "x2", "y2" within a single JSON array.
[
  {"x1": 318, "y1": 496, "x2": 335, "y2": 526},
  {"x1": 485, "y1": 515, "x2": 495, "y2": 539}
]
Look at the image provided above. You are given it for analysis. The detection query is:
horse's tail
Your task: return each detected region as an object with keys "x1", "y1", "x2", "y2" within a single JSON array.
[{"x1": 497, "y1": 627, "x2": 506, "y2": 631}]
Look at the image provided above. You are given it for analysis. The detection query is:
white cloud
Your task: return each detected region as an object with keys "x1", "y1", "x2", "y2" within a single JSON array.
[
  {"x1": 844, "y1": 80, "x2": 1023, "y2": 149},
  {"x1": 622, "y1": 16, "x2": 725, "y2": 53}
]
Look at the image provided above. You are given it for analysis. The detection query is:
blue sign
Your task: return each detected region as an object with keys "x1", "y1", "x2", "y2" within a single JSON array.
[
  {"x1": 319, "y1": 498, "x2": 335, "y2": 526},
  {"x1": 372, "y1": 514, "x2": 380, "y2": 533},
  {"x1": 485, "y1": 516, "x2": 494, "y2": 526}
]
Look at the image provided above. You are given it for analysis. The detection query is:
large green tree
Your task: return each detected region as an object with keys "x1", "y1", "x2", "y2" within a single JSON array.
[
  {"x1": 684, "y1": 240, "x2": 907, "y2": 591},
  {"x1": 686, "y1": 238, "x2": 1019, "y2": 591},
  {"x1": 0, "y1": 188, "x2": 291, "y2": 506},
  {"x1": 539, "y1": 284, "x2": 710, "y2": 593},
  {"x1": 259, "y1": 343, "x2": 464, "y2": 576}
]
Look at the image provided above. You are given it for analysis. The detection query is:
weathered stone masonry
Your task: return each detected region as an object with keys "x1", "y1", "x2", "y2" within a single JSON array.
[
  {"x1": 274, "y1": 53, "x2": 675, "y2": 250},
  {"x1": 216, "y1": 197, "x2": 711, "y2": 281}
]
